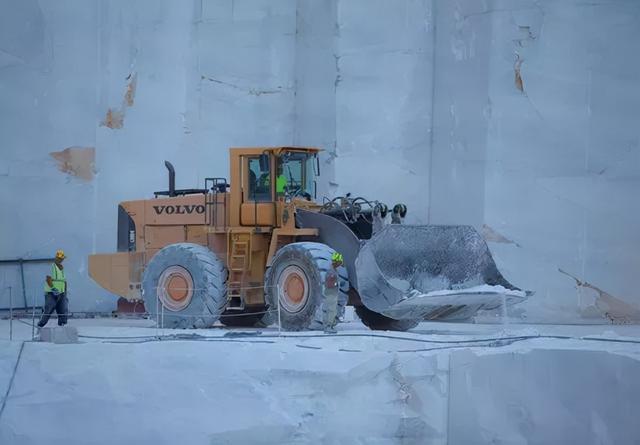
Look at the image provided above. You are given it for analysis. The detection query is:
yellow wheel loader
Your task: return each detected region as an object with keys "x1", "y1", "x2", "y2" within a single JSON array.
[{"x1": 89, "y1": 147, "x2": 527, "y2": 331}]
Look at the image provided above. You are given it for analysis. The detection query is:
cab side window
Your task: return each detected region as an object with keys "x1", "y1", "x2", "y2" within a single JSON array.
[
  {"x1": 247, "y1": 157, "x2": 271, "y2": 202},
  {"x1": 277, "y1": 155, "x2": 304, "y2": 196}
]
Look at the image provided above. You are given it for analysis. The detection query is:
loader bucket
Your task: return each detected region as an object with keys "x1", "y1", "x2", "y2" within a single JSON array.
[{"x1": 355, "y1": 225, "x2": 527, "y2": 320}]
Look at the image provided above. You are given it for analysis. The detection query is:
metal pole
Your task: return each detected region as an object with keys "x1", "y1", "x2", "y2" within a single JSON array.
[
  {"x1": 9, "y1": 286, "x2": 13, "y2": 341},
  {"x1": 161, "y1": 299, "x2": 164, "y2": 334},
  {"x1": 276, "y1": 285, "x2": 282, "y2": 336},
  {"x1": 31, "y1": 292, "x2": 36, "y2": 340},
  {"x1": 19, "y1": 260, "x2": 27, "y2": 308},
  {"x1": 155, "y1": 287, "x2": 159, "y2": 340}
]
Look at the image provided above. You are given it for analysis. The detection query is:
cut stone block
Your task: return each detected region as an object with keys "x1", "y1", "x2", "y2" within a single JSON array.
[{"x1": 38, "y1": 326, "x2": 78, "y2": 344}]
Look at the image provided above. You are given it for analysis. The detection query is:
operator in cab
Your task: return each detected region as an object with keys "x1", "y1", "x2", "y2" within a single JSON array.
[{"x1": 276, "y1": 163, "x2": 287, "y2": 197}]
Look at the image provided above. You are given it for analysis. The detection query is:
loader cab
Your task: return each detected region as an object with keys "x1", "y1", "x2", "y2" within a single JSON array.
[
  {"x1": 230, "y1": 147, "x2": 320, "y2": 228},
  {"x1": 275, "y1": 151, "x2": 317, "y2": 201}
]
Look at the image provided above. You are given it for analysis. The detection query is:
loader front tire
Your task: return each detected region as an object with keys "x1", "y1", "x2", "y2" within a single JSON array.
[
  {"x1": 355, "y1": 305, "x2": 420, "y2": 332},
  {"x1": 261, "y1": 242, "x2": 349, "y2": 331},
  {"x1": 142, "y1": 243, "x2": 227, "y2": 329}
]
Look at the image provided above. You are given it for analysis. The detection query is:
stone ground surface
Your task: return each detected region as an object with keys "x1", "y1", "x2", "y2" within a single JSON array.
[{"x1": 0, "y1": 317, "x2": 639, "y2": 444}]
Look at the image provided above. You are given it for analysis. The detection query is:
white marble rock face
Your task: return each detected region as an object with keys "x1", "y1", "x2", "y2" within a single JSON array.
[{"x1": 0, "y1": 0, "x2": 638, "y2": 323}]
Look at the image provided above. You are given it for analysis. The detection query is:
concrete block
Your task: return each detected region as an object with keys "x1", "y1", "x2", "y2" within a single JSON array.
[{"x1": 38, "y1": 326, "x2": 78, "y2": 344}]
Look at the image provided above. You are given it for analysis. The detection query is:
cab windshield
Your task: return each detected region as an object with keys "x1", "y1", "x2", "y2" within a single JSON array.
[{"x1": 276, "y1": 152, "x2": 316, "y2": 200}]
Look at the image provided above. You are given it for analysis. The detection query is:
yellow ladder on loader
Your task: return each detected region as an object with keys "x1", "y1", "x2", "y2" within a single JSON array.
[{"x1": 227, "y1": 231, "x2": 251, "y2": 310}]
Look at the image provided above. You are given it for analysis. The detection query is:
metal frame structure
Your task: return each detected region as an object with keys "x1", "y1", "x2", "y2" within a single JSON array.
[{"x1": 0, "y1": 257, "x2": 52, "y2": 310}]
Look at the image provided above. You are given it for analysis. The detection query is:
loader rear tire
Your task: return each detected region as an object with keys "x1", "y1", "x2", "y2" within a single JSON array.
[
  {"x1": 355, "y1": 305, "x2": 420, "y2": 332},
  {"x1": 142, "y1": 243, "x2": 227, "y2": 329},
  {"x1": 261, "y1": 242, "x2": 349, "y2": 331}
]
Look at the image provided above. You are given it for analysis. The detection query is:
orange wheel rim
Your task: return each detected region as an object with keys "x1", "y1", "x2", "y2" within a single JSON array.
[
  {"x1": 277, "y1": 265, "x2": 309, "y2": 313},
  {"x1": 157, "y1": 266, "x2": 194, "y2": 311},
  {"x1": 285, "y1": 274, "x2": 305, "y2": 303}
]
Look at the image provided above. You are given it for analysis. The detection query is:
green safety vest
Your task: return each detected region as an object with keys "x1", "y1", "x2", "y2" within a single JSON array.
[
  {"x1": 44, "y1": 263, "x2": 66, "y2": 293},
  {"x1": 276, "y1": 175, "x2": 287, "y2": 194}
]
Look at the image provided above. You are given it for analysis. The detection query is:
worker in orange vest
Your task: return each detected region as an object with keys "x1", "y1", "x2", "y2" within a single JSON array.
[{"x1": 38, "y1": 250, "x2": 68, "y2": 327}]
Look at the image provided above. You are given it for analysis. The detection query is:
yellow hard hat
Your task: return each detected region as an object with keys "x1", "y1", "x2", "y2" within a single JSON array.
[
  {"x1": 331, "y1": 252, "x2": 343, "y2": 263},
  {"x1": 55, "y1": 250, "x2": 66, "y2": 259}
]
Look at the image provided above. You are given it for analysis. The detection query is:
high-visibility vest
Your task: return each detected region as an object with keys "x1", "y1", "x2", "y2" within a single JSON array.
[
  {"x1": 276, "y1": 175, "x2": 287, "y2": 194},
  {"x1": 44, "y1": 263, "x2": 66, "y2": 293}
]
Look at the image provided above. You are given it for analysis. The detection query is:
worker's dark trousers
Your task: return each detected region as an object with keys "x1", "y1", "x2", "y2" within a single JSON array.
[
  {"x1": 38, "y1": 292, "x2": 68, "y2": 327},
  {"x1": 323, "y1": 288, "x2": 339, "y2": 331}
]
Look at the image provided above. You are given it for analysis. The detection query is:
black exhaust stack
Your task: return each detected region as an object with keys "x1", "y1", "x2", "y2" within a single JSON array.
[
  {"x1": 165, "y1": 161, "x2": 176, "y2": 197},
  {"x1": 154, "y1": 160, "x2": 208, "y2": 198}
]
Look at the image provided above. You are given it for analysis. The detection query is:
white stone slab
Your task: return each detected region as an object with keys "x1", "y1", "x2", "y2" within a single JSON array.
[
  {"x1": 38, "y1": 326, "x2": 78, "y2": 344},
  {"x1": 448, "y1": 348, "x2": 640, "y2": 445}
]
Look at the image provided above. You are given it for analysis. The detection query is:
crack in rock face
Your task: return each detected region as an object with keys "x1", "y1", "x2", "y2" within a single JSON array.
[
  {"x1": 101, "y1": 109, "x2": 124, "y2": 129},
  {"x1": 559, "y1": 268, "x2": 640, "y2": 324},
  {"x1": 101, "y1": 73, "x2": 137, "y2": 129},
  {"x1": 481, "y1": 224, "x2": 520, "y2": 246},
  {"x1": 514, "y1": 54, "x2": 525, "y2": 92}
]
